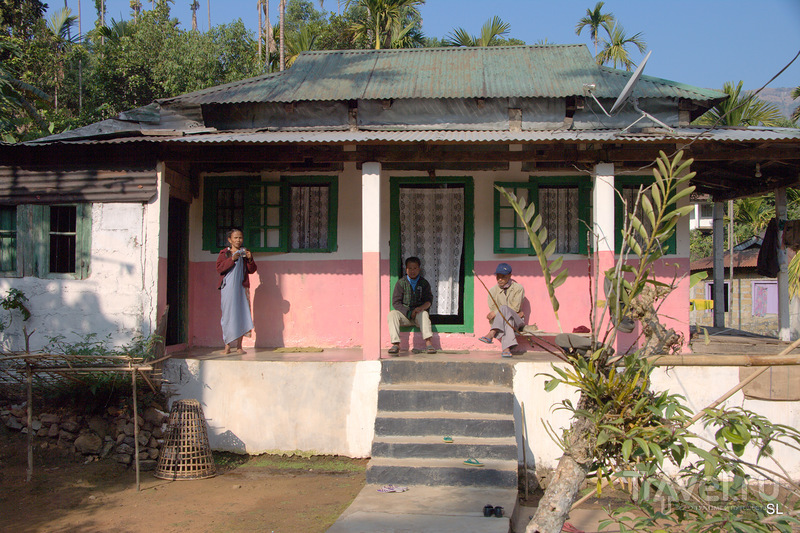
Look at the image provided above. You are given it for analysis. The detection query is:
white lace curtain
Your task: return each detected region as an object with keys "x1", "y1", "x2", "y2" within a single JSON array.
[
  {"x1": 399, "y1": 187, "x2": 464, "y2": 315},
  {"x1": 539, "y1": 187, "x2": 580, "y2": 254},
  {"x1": 291, "y1": 185, "x2": 329, "y2": 249}
]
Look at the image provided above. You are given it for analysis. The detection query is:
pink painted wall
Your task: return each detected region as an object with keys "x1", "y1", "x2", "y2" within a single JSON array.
[
  {"x1": 189, "y1": 259, "x2": 364, "y2": 348},
  {"x1": 188, "y1": 256, "x2": 690, "y2": 354}
]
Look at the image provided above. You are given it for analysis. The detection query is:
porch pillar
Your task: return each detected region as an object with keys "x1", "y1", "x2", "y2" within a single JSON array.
[
  {"x1": 776, "y1": 187, "x2": 790, "y2": 340},
  {"x1": 362, "y1": 162, "x2": 382, "y2": 360},
  {"x1": 592, "y1": 163, "x2": 615, "y2": 273},
  {"x1": 712, "y1": 201, "x2": 725, "y2": 328}
]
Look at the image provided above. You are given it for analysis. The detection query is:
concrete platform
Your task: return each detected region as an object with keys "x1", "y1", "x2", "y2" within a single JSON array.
[{"x1": 327, "y1": 484, "x2": 517, "y2": 533}]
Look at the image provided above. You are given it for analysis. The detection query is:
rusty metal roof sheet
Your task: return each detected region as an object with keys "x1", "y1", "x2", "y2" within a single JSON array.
[
  {"x1": 26, "y1": 126, "x2": 800, "y2": 146},
  {"x1": 691, "y1": 247, "x2": 760, "y2": 271},
  {"x1": 160, "y1": 46, "x2": 726, "y2": 105}
]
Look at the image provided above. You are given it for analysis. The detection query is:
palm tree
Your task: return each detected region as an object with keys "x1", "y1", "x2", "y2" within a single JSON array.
[
  {"x1": 595, "y1": 22, "x2": 645, "y2": 71},
  {"x1": 0, "y1": 40, "x2": 51, "y2": 137},
  {"x1": 46, "y1": 7, "x2": 78, "y2": 111},
  {"x1": 575, "y1": 1, "x2": 614, "y2": 55},
  {"x1": 695, "y1": 81, "x2": 784, "y2": 127},
  {"x1": 279, "y1": 0, "x2": 285, "y2": 70},
  {"x1": 444, "y1": 16, "x2": 510, "y2": 47},
  {"x1": 791, "y1": 85, "x2": 800, "y2": 123},
  {"x1": 130, "y1": 0, "x2": 142, "y2": 21},
  {"x1": 348, "y1": 0, "x2": 424, "y2": 50},
  {"x1": 285, "y1": 26, "x2": 316, "y2": 67},
  {"x1": 190, "y1": 0, "x2": 199, "y2": 31}
]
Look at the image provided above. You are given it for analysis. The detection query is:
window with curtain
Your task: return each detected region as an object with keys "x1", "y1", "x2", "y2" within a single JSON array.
[
  {"x1": 203, "y1": 175, "x2": 337, "y2": 253},
  {"x1": 494, "y1": 178, "x2": 590, "y2": 255}
]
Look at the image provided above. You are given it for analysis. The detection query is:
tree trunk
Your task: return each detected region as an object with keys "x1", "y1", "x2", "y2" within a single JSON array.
[
  {"x1": 526, "y1": 401, "x2": 596, "y2": 533},
  {"x1": 257, "y1": 0, "x2": 262, "y2": 60},
  {"x1": 278, "y1": 0, "x2": 285, "y2": 71}
]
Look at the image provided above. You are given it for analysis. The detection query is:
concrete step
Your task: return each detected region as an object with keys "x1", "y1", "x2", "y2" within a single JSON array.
[
  {"x1": 372, "y1": 435, "x2": 518, "y2": 460},
  {"x1": 375, "y1": 411, "x2": 515, "y2": 438},
  {"x1": 378, "y1": 383, "x2": 514, "y2": 414},
  {"x1": 366, "y1": 457, "x2": 518, "y2": 488},
  {"x1": 380, "y1": 359, "x2": 514, "y2": 387}
]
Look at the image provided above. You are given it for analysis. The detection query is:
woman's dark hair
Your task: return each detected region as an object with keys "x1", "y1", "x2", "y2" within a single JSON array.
[{"x1": 226, "y1": 228, "x2": 243, "y2": 241}]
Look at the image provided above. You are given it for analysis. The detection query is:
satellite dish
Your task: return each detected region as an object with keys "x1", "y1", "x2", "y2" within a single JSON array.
[{"x1": 609, "y1": 50, "x2": 651, "y2": 115}]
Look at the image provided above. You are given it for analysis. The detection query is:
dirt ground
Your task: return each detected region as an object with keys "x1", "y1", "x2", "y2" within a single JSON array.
[{"x1": 0, "y1": 425, "x2": 367, "y2": 533}]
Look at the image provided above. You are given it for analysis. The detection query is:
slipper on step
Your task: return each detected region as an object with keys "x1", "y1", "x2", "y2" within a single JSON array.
[
  {"x1": 501, "y1": 349, "x2": 512, "y2": 358},
  {"x1": 388, "y1": 345, "x2": 400, "y2": 355},
  {"x1": 443, "y1": 436, "x2": 453, "y2": 443},
  {"x1": 478, "y1": 335, "x2": 494, "y2": 344},
  {"x1": 427, "y1": 346, "x2": 436, "y2": 354},
  {"x1": 463, "y1": 458, "x2": 484, "y2": 467}
]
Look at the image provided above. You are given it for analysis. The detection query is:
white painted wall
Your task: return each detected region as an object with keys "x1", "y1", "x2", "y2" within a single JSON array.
[
  {"x1": 515, "y1": 362, "x2": 800, "y2": 479},
  {"x1": 162, "y1": 360, "x2": 800, "y2": 481},
  {"x1": 0, "y1": 197, "x2": 163, "y2": 352},
  {"x1": 162, "y1": 359, "x2": 382, "y2": 457}
]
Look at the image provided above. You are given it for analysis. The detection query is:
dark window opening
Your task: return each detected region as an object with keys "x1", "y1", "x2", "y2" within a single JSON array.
[{"x1": 49, "y1": 205, "x2": 77, "y2": 273}]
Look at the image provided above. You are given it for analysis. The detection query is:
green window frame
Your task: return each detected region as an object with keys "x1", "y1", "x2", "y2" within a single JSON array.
[
  {"x1": 494, "y1": 177, "x2": 591, "y2": 255},
  {"x1": 0, "y1": 204, "x2": 91, "y2": 279},
  {"x1": 203, "y1": 175, "x2": 338, "y2": 253},
  {"x1": 614, "y1": 176, "x2": 677, "y2": 255}
]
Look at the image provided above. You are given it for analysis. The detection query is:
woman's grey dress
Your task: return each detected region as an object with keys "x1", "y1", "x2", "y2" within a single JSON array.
[{"x1": 220, "y1": 255, "x2": 253, "y2": 345}]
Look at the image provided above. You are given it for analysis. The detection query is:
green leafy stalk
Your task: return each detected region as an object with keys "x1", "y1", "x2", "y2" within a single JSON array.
[{"x1": 496, "y1": 185, "x2": 567, "y2": 332}]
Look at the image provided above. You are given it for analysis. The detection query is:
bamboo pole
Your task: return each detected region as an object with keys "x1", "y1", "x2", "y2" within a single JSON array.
[
  {"x1": 648, "y1": 353, "x2": 800, "y2": 367},
  {"x1": 26, "y1": 362, "x2": 32, "y2": 483},
  {"x1": 521, "y1": 401, "x2": 529, "y2": 501},
  {"x1": 132, "y1": 369, "x2": 140, "y2": 491},
  {"x1": 26, "y1": 366, "x2": 153, "y2": 373}
]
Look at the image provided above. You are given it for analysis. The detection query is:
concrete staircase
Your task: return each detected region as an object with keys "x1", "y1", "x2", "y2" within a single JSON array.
[
  {"x1": 367, "y1": 359, "x2": 518, "y2": 489},
  {"x1": 327, "y1": 359, "x2": 520, "y2": 533}
]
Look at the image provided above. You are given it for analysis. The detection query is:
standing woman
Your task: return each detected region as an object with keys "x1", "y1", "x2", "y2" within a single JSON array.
[{"x1": 216, "y1": 228, "x2": 257, "y2": 354}]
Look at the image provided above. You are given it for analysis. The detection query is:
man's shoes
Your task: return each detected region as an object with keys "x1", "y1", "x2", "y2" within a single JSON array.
[
  {"x1": 388, "y1": 345, "x2": 400, "y2": 355},
  {"x1": 501, "y1": 349, "x2": 512, "y2": 358},
  {"x1": 426, "y1": 346, "x2": 436, "y2": 354},
  {"x1": 478, "y1": 335, "x2": 494, "y2": 344}
]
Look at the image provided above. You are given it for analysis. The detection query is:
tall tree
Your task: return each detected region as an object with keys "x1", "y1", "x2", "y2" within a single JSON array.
[
  {"x1": 130, "y1": 0, "x2": 142, "y2": 21},
  {"x1": 595, "y1": 21, "x2": 646, "y2": 71},
  {"x1": 0, "y1": 39, "x2": 51, "y2": 137},
  {"x1": 348, "y1": 0, "x2": 424, "y2": 50},
  {"x1": 279, "y1": 0, "x2": 285, "y2": 70},
  {"x1": 444, "y1": 16, "x2": 510, "y2": 47},
  {"x1": 190, "y1": 0, "x2": 199, "y2": 31},
  {"x1": 791, "y1": 85, "x2": 800, "y2": 123},
  {"x1": 46, "y1": 7, "x2": 77, "y2": 111},
  {"x1": 575, "y1": 1, "x2": 613, "y2": 55},
  {"x1": 695, "y1": 81, "x2": 784, "y2": 127}
]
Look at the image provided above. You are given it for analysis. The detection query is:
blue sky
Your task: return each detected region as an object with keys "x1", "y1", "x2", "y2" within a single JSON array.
[{"x1": 52, "y1": 0, "x2": 800, "y2": 90}]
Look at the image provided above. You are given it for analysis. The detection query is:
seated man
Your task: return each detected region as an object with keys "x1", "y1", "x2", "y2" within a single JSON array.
[
  {"x1": 479, "y1": 263, "x2": 525, "y2": 357},
  {"x1": 388, "y1": 256, "x2": 436, "y2": 355}
]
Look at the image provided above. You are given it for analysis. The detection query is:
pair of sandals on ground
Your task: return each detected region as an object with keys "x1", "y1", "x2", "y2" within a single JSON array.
[{"x1": 388, "y1": 344, "x2": 436, "y2": 355}]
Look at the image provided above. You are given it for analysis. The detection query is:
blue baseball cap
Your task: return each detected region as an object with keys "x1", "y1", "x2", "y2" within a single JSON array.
[{"x1": 495, "y1": 263, "x2": 512, "y2": 275}]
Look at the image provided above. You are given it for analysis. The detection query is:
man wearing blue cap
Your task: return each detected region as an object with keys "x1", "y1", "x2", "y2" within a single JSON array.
[{"x1": 479, "y1": 263, "x2": 525, "y2": 357}]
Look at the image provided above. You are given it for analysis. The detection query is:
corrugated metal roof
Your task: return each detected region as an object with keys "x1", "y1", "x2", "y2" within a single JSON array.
[
  {"x1": 691, "y1": 247, "x2": 760, "y2": 271},
  {"x1": 161, "y1": 46, "x2": 726, "y2": 105},
  {"x1": 28, "y1": 126, "x2": 800, "y2": 146}
]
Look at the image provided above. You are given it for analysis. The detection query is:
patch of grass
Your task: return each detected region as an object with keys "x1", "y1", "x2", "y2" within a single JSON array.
[
  {"x1": 240, "y1": 453, "x2": 367, "y2": 474},
  {"x1": 212, "y1": 451, "x2": 250, "y2": 470}
]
